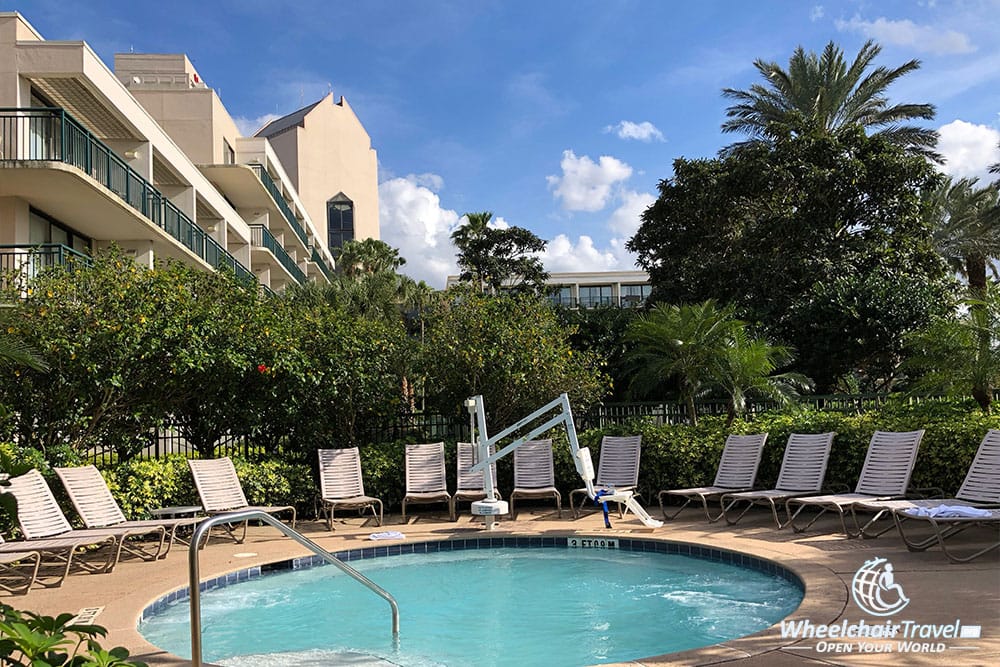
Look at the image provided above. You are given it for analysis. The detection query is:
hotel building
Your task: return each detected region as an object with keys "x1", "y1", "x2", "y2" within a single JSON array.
[
  {"x1": 0, "y1": 12, "x2": 379, "y2": 292},
  {"x1": 446, "y1": 270, "x2": 652, "y2": 309}
]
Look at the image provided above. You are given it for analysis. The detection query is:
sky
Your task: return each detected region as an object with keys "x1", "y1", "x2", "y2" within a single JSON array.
[{"x1": 7, "y1": 0, "x2": 1000, "y2": 287}]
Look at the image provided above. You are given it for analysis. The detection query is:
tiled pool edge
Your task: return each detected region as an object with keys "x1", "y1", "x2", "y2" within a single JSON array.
[{"x1": 139, "y1": 535, "x2": 804, "y2": 622}]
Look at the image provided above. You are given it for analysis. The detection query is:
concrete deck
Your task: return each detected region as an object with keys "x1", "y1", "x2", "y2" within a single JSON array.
[{"x1": 4, "y1": 506, "x2": 998, "y2": 666}]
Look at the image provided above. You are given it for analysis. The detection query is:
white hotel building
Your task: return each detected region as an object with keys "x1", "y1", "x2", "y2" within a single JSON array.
[{"x1": 0, "y1": 12, "x2": 379, "y2": 292}]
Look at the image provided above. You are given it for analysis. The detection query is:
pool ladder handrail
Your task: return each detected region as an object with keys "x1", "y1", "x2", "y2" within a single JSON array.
[{"x1": 187, "y1": 510, "x2": 400, "y2": 666}]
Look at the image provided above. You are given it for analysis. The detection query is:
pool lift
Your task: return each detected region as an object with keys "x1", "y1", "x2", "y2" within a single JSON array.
[{"x1": 466, "y1": 393, "x2": 663, "y2": 530}]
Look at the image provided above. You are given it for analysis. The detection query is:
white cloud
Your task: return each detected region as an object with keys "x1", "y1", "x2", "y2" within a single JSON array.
[
  {"x1": 604, "y1": 120, "x2": 665, "y2": 143},
  {"x1": 378, "y1": 175, "x2": 461, "y2": 288},
  {"x1": 810, "y1": 5, "x2": 824, "y2": 22},
  {"x1": 608, "y1": 190, "x2": 656, "y2": 238},
  {"x1": 547, "y1": 150, "x2": 633, "y2": 212},
  {"x1": 233, "y1": 113, "x2": 281, "y2": 136},
  {"x1": 835, "y1": 16, "x2": 975, "y2": 55},
  {"x1": 542, "y1": 235, "x2": 621, "y2": 273},
  {"x1": 937, "y1": 120, "x2": 1000, "y2": 183}
]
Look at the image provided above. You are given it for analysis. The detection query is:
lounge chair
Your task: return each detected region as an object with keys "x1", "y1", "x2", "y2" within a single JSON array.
[
  {"x1": 317, "y1": 448, "x2": 383, "y2": 530},
  {"x1": 450, "y1": 441, "x2": 502, "y2": 520},
  {"x1": 0, "y1": 535, "x2": 41, "y2": 594},
  {"x1": 188, "y1": 457, "x2": 296, "y2": 543},
  {"x1": 510, "y1": 439, "x2": 562, "y2": 518},
  {"x1": 720, "y1": 432, "x2": 836, "y2": 527},
  {"x1": 855, "y1": 430, "x2": 1000, "y2": 561},
  {"x1": 658, "y1": 433, "x2": 768, "y2": 521},
  {"x1": 569, "y1": 435, "x2": 641, "y2": 519},
  {"x1": 786, "y1": 430, "x2": 924, "y2": 537},
  {"x1": 54, "y1": 465, "x2": 204, "y2": 557},
  {"x1": 4, "y1": 469, "x2": 137, "y2": 578},
  {"x1": 402, "y1": 442, "x2": 453, "y2": 521}
]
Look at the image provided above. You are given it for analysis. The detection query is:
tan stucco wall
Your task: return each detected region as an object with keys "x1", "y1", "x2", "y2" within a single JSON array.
[{"x1": 269, "y1": 93, "x2": 380, "y2": 244}]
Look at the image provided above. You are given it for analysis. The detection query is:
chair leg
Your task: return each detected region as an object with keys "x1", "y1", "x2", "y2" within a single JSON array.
[
  {"x1": 787, "y1": 501, "x2": 831, "y2": 533},
  {"x1": 659, "y1": 491, "x2": 693, "y2": 520}
]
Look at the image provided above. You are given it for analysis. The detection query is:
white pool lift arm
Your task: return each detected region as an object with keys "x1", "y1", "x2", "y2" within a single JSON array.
[{"x1": 467, "y1": 393, "x2": 662, "y2": 529}]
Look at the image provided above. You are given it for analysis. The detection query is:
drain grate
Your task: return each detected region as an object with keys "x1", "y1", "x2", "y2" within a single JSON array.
[{"x1": 70, "y1": 606, "x2": 104, "y2": 625}]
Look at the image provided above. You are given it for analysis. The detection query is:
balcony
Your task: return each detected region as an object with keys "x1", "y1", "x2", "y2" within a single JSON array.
[
  {"x1": 0, "y1": 244, "x2": 91, "y2": 288},
  {"x1": 0, "y1": 108, "x2": 254, "y2": 284},
  {"x1": 248, "y1": 164, "x2": 309, "y2": 247},
  {"x1": 547, "y1": 294, "x2": 649, "y2": 309},
  {"x1": 310, "y1": 247, "x2": 335, "y2": 283},
  {"x1": 250, "y1": 225, "x2": 306, "y2": 284}
]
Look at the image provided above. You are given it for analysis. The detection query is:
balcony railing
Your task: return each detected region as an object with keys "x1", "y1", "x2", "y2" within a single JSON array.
[
  {"x1": 310, "y1": 247, "x2": 335, "y2": 282},
  {"x1": 0, "y1": 108, "x2": 254, "y2": 284},
  {"x1": 249, "y1": 164, "x2": 309, "y2": 247},
  {"x1": 547, "y1": 294, "x2": 649, "y2": 309},
  {"x1": 250, "y1": 225, "x2": 306, "y2": 284},
  {"x1": 0, "y1": 244, "x2": 92, "y2": 287}
]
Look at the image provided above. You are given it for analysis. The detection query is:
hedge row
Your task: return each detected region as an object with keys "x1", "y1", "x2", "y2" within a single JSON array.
[{"x1": 3, "y1": 400, "x2": 995, "y2": 530}]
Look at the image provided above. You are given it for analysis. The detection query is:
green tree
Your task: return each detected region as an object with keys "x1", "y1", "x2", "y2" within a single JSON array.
[
  {"x1": 713, "y1": 329, "x2": 812, "y2": 426},
  {"x1": 1, "y1": 249, "x2": 187, "y2": 457},
  {"x1": 722, "y1": 40, "x2": 939, "y2": 159},
  {"x1": 925, "y1": 176, "x2": 1000, "y2": 298},
  {"x1": 628, "y1": 129, "x2": 953, "y2": 391},
  {"x1": 456, "y1": 226, "x2": 549, "y2": 294},
  {"x1": 623, "y1": 301, "x2": 742, "y2": 426},
  {"x1": 420, "y1": 289, "x2": 607, "y2": 426},
  {"x1": 556, "y1": 305, "x2": 640, "y2": 401},
  {"x1": 904, "y1": 289, "x2": 1000, "y2": 412},
  {"x1": 334, "y1": 238, "x2": 406, "y2": 278}
]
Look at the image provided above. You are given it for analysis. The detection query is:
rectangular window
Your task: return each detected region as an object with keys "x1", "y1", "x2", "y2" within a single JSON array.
[
  {"x1": 621, "y1": 284, "x2": 651, "y2": 307},
  {"x1": 327, "y1": 199, "x2": 355, "y2": 250},
  {"x1": 579, "y1": 285, "x2": 612, "y2": 308},
  {"x1": 223, "y1": 139, "x2": 235, "y2": 165}
]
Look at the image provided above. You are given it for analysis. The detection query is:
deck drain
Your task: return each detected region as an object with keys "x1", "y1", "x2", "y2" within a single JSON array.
[{"x1": 71, "y1": 606, "x2": 104, "y2": 625}]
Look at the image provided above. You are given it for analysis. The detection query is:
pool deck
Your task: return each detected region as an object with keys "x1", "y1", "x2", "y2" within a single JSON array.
[{"x1": 4, "y1": 506, "x2": 998, "y2": 666}]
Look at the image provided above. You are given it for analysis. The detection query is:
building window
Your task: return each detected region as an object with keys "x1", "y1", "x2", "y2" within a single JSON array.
[
  {"x1": 29, "y1": 208, "x2": 91, "y2": 253},
  {"x1": 579, "y1": 285, "x2": 613, "y2": 308},
  {"x1": 327, "y1": 194, "x2": 354, "y2": 250},
  {"x1": 620, "y1": 284, "x2": 651, "y2": 308},
  {"x1": 223, "y1": 139, "x2": 235, "y2": 165},
  {"x1": 547, "y1": 286, "x2": 573, "y2": 308}
]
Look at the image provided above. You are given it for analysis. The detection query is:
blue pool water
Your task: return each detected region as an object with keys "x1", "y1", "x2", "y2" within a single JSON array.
[{"x1": 140, "y1": 545, "x2": 802, "y2": 666}]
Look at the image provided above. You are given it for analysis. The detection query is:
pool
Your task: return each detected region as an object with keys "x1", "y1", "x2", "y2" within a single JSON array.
[{"x1": 139, "y1": 537, "x2": 803, "y2": 666}]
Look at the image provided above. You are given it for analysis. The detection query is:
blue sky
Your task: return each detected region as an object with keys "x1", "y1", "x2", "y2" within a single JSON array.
[{"x1": 8, "y1": 0, "x2": 1000, "y2": 286}]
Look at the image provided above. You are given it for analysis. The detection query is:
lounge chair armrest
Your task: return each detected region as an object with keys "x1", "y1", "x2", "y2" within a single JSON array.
[{"x1": 906, "y1": 486, "x2": 945, "y2": 499}]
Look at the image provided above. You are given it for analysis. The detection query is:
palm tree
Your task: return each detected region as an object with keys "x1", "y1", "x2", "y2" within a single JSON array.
[
  {"x1": 722, "y1": 40, "x2": 939, "y2": 160},
  {"x1": 713, "y1": 329, "x2": 813, "y2": 426},
  {"x1": 624, "y1": 301, "x2": 741, "y2": 426},
  {"x1": 904, "y1": 288, "x2": 1000, "y2": 412},
  {"x1": 925, "y1": 177, "x2": 1000, "y2": 298},
  {"x1": 450, "y1": 211, "x2": 492, "y2": 249}
]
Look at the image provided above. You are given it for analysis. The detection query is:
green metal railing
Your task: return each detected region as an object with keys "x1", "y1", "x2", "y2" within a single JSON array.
[
  {"x1": 0, "y1": 243, "x2": 92, "y2": 276},
  {"x1": 0, "y1": 108, "x2": 254, "y2": 284},
  {"x1": 310, "y1": 246, "x2": 335, "y2": 282},
  {"x1": 249, "y1": 163, "x2": 309, "y2": 247},
  {"x1": 250, "y1": 225, "x2": 306, "y2": 283}
]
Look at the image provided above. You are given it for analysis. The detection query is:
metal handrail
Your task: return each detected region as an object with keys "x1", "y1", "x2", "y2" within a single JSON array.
[{"x1": 188, "y1": 510, "x2": 399, "y2": 666}]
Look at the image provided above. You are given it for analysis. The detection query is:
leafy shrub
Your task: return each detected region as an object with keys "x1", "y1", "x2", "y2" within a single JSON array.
[
  {"x1": 106, "y1": 455, "x2": 314, "y2": 519},
  {"x1": 0, "y1": 604, "x2": 146, "y2": 666}
]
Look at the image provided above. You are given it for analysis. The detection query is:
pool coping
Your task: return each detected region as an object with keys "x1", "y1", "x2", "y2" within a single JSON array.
[{"x1": 137, "y1": 533, "x2": 843, "y2": 667}]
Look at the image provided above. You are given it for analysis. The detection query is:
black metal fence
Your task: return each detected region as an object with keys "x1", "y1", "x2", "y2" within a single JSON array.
[{"x1": 81, "y1": 393, "x2": 955, "y2": 464}]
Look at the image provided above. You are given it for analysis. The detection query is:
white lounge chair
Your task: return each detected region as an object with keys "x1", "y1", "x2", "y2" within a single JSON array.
[
  {"x1": 720, "y1": 432, "x2": 836, "y2": 527},
  {"x1": 402, "y1": 442, "x2": 453, "y2": 521},
  {"x1": 55, "y1": 465, "x2": 203, "y2": 557},
  {"x1": 658, "y1": 433, "x2": 768, "y2": 521},
  {"x1": 4, "y1": 469, "x2": 136, "y2": 578},
  {"x1": 856, "y1": 430, "x2": 1000, "y2": 561},
  {"x1": 188, "y1": 457, "x2": 296, "y2": 543},
  {"x1": 786, "y1": 430, "x2": 924, "y2": 536},
  {"x1": 0, "y1": 535, "x2": 41, "y2": 594},
  {"x1": 450, "y1": 442, "x2": 501, "y2": 520},
  {"x1": 510, "y1": 439, "x2": 562, "y2": 518},
  {"x1": 317, "y1": 448, "x2": 383, "y2": 530},
  {"x1": 569, "y1": 435, "x2": 641, "y2": 519}
]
